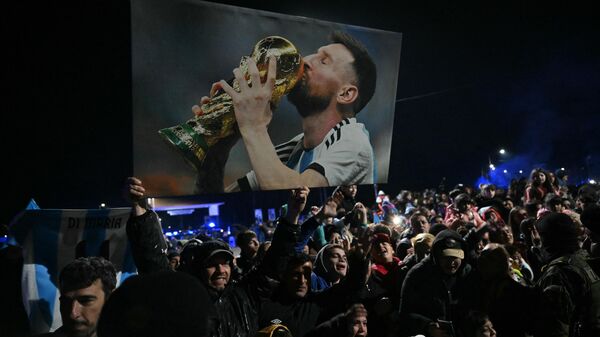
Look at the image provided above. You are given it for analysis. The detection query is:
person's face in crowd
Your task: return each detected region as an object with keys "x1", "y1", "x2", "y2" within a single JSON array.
[
  {"x1": 500, "y1": 226, "x2": 514, "y2": 245},
  {"x1": 411, "y1": 215, "x2": 430, "y2": 233},
  {"x1": 203, "y1": 254, "x2": 231, "y2": 291},
  {"x1": 439, "y1": 255, "x2": 462, "y2": 275},
  {"x1": 169, "y1": 255, "x2": 180, "y2": 270},
  {"x1": 516, "y1": 209, "x2": 528, "y2": 221},
  {"x1": 548, "y1": 172, "x2": 556, "y2": 184},
  {"x1": 341, "y1": 185, "x2": 358, "y2": 199},
  {"x1": 324, "y1": 247, "x2": 348, "y2": 280},
  {"x1": 288, "y1": 43, "x2": 356, "y2": 117},
  {"x1": 534, "y1": 172, "x2": 546, "y2": 184},
  {"x1": 59, "y1": 279, "x2": 106, "y2": 337},
  {"x1": 475, "y1": 319, "x2": 497, "y2": 337},
  {"x1": 283, "y1": 261, "x2": 312, "y2": 299},
  {"x1": 329, "y1": 232, "x2": 343, "y2": 245},
  {"x1": 433, "y1": 216, "x2": 444, "y2": 225},
  {"x1": 325, "y1": 216, "x2": 335, "y2": 225},
  {"x1": 241, "y1": 236, "x2": 260, "y2": 257},
  {"x1": 372, "y1": 241, "x2": 394, "y2": 264},
  {"x1": 486, "y1": 211, "x2": 502, "y2": 225},
  {"x1": 504, "y1": 199, "x2": 514, "y2": 210},
  {"x1": 475, "y1": 240, "x2": 485, "y2": 256},
  {"x1": 350, "y1": 308, "x2": 368, "y2": 337}
]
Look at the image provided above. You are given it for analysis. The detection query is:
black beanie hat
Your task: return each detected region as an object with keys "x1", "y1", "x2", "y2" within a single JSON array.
[{"x1": 535, "y1": 212, "x2": 580, "y2": 256}]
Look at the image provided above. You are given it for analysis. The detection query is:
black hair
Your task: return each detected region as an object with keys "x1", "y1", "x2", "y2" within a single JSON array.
[
  {"x1": 286, "y1": 252, "x2": 312, "y2": 271},
  {"x1": 330, "y1": 31, "x2": 377, "y2": 114},
  {"x1": 324, "y1": 224, "x2": 343, "y2": 242},
  {"x1": 524, "y1": 201, "x2": 541, "y2": 218},
  {"x1": 544, "y1": 193, "x2": 563, "y2": 210},
  {"x1": 59, "y1": 257, "x2": 117, "y2": 297}
]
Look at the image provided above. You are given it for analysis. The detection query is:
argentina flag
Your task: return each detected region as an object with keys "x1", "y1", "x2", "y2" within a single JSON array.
[{"x1": 9, "y1": 207, "x2": 136, "y2": 334}]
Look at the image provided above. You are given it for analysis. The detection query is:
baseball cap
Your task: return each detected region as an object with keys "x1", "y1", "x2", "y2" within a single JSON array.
[
  {"x1": 196, "y1": 240, "x2": 234, "y2": 265},
  {"x1": 440, "y1": 237, "x2": 464, "y2": 259}
]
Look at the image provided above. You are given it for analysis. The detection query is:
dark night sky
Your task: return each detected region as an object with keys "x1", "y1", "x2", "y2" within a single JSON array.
[{"x1": 4, "y1": 1, "x2": 600, "y2": 224}]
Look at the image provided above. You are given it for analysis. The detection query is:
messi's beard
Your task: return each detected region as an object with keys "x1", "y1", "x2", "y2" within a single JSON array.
[{"x1": 287, "y1": 77, "x2": 331, "y2": 118}]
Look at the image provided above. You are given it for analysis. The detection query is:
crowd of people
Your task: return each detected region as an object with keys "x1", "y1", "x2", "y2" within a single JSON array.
[{"x1": 3, "y1": 167, "x2": 600, "y2": 337}]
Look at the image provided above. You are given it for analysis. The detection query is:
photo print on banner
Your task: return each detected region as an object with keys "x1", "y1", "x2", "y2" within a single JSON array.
[{"x1": 132, "y1": 0, "x2": 401, "y2": 196}]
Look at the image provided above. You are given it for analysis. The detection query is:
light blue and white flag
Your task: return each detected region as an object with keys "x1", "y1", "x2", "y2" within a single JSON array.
[{"x1": 9, "y1": 207, "x2": 136, "y2": 334}]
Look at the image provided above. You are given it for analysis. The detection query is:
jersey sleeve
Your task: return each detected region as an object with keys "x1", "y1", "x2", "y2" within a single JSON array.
[{"x1": 306, "y1": 124, "x2": 374, "y2": 186}]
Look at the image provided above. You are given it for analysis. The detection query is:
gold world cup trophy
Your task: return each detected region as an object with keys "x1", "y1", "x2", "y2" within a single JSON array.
[{"x1": 158, "y1": 36, "x2": 304, "y2": 170}]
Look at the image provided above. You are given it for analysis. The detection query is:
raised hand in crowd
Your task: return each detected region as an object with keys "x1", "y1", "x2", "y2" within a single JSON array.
[
  {"x1": 314, "y1": 188, "x2": 345, "y2": 222},
  {"x1": 348, "y1": 242, "x2": 372, "y2": 288},
  {"x1": 352, "y1": 202, "x2": 369, "y2": 225},
  {"x1": 123, "y1": 176, "x2": 147, "y2": 216},
  {"x1": 285, "y1": 186, "x2": 310, "y2": 224},
  {"x1": 530, "y1": 223, "x2": 541, "y2": 249}
]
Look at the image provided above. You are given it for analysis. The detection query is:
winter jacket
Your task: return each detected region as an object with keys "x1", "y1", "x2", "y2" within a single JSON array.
[
  {"x1": 535, "y1": 250, "x2": 600, "y2": 337},
  {"x1": 398, "y1": 230, "x2": 476, "y2": 336}
]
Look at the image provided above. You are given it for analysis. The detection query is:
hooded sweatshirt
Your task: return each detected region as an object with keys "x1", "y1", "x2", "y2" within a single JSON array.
[{"x1": 399, "y1": 230, "x2": 476, "y2": 336}]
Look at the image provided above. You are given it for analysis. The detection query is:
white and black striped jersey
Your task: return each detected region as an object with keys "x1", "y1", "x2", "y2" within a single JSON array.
[{"x1": 237, "y1": 117, "x2": 375, "y2": 191}]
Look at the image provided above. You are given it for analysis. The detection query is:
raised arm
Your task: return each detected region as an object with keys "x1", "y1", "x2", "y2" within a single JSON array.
[{"x1": 123, "y1": 177, "x2": 171, "y2": 274}]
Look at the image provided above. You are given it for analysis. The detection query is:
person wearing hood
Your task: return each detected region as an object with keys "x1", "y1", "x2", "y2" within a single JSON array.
[
  {"x1": 399, "y1": 229, "x2": 476, "y2": 337},
  {"x1": 311, "y1": 243, "x2": 349, "y2": 292},
  {"x1": 533, "y1": 212, "x2": 600, "y2": 337}
]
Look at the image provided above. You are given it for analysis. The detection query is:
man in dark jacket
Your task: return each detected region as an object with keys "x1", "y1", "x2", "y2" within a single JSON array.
[
  {"x1": 399, "y1": 229, "x2": 476, "y2": 337},
  {"x1": 124, "y1": 177, "x2": 258, "y2": 335},
  {"x1": 36, "y1": 257, "x2": 117, "y2": 337},
  {"x1": 534, "y1": 212, "x2": 600, "y2": 337}
]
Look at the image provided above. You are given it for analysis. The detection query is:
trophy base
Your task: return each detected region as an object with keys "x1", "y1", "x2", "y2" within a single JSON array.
[{"x1": 158, "y1": 122, "x2": 210, "y2": 170}]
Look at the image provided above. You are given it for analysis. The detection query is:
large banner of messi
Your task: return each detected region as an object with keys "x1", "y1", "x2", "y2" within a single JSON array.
[
  {"x1": 132, "y1": 0, "x2": 402, "y2": 196},
  {"x1": 9, "y1": 208, "x2": 136, "y2": 334}
]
